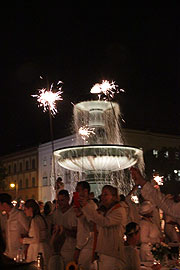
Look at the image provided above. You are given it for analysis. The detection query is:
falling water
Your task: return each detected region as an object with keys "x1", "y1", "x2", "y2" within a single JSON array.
[{"x1": 72, "y1": 100, "x2": 144, "y2": 196}]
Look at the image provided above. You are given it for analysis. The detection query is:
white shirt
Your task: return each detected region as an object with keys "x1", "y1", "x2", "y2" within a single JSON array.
[
  {"x1": 53, "y1": 206, "x2": 77, "y2": 252},
  {"x1": 5, "y1": 207, "x2": 29, "y2": 258}
]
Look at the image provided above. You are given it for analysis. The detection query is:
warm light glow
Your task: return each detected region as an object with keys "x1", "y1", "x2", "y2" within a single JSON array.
[
  {"x1": 11, "y1": 200, "x2": 17, "y2": 206},
  {"x1": 32, "y1": 80, "x2": 63, "y2": 115},
  {"x1": 131, "y1": 195, "x2": 139, "y2": 204},
  {"x1": 90, "y1": 80, "x2": 124, "y2": 99},
  {"x1": 10, "y1": 183, "x2": 15, "y2": 188},
  {"x1": 78, "y1": 126, "x2": 95, "y2": 141},
  {"x1": 153, "y1": 175, "x2": 164, "y2": 186}
]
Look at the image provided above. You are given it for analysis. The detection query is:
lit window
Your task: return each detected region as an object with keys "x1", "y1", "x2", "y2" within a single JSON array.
[
  {"x1": 175, "y1": 152, "x2": 179, "y2": 160},
  {"x1": 164, "y1": 151, "x2": 169, "y2": 158},
  {"x1": 153, "y1": 149, "x2": 158, "y2": 158},
  {"x1": 43, "y1": 158, "x2": 47, "y2": 166},
  {"x1": 42, "y1": 176, "x2": 48, "y2": 186}
]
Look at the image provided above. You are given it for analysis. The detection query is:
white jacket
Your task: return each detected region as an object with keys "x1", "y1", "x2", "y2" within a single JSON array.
[
  {"x1": 5, "y1": 207, "x2": 29, "y2": 259},
  {"x1": 82, "y1": 202, "x2": 127, "y2": 265},
  {"x1": 142, "y1": 182, "x2": 180, "y2": 219}
]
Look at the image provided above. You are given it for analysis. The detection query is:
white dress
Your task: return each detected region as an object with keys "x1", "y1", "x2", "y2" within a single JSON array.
[
  {"x1": 139, "y1": 218, "x2": 161, "y2": 262},
  {"x1": 23, "y1": 215, "x2": 51, "y2": 269}
]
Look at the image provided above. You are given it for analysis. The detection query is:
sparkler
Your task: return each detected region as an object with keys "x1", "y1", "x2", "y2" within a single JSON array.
[
  {"x1": 32, "y1": 80, "x2": 63, "y2": 116},
  {"x1": 79, "y1": 126, "x2": 95, "y2": 141},
  {"x1": 32, "y1": 78, "x2": 63, "y2": 198},
  {"x1": 153, "y1": 175, "x2": 164, "y2": 186},
  {"x1": 90, "y1": 80, "x2": 124, "y2": 100}
]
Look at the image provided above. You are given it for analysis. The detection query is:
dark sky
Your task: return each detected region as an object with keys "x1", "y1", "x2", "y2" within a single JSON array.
[{"x1": 0, "y1": 6, "x2": 179, "y2": 155}]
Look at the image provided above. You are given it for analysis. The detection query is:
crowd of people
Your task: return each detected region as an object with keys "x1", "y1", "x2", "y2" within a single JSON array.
[{"x1": 0, "y1": 169, "x2": 180, "y2": 270}]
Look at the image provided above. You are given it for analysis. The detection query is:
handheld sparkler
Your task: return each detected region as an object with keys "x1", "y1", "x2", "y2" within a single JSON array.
[{"x1": 32, "y1": 78, "x2": 63, "y2": 192}]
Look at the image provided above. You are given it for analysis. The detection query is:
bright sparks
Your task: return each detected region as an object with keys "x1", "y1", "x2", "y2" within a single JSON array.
[
  {"x1": 153, "y1": 175, "x2": 164, "y2": 186},
  {"x1": 32, "y1": 81, "x2": 63, "y2": 116},
  {"x1": 79, "y1": 126, "x2": 95, "y2": 141},
  {"x1": 90, "y1": 80, "x2": 124, "y2": 100}
]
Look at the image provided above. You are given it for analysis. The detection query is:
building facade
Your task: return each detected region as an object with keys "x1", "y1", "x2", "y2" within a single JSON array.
[
  {"x1": 0, "y1": 147, "x2": 38, "y2": 201},
  {"x1": 1, "y1": 129, "x2": 180, "y2": 202}
]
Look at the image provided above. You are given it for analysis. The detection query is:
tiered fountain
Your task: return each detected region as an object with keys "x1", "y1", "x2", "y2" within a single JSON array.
[{"x1": 54, "y1": 98, "x2": 144, "y2": 196}]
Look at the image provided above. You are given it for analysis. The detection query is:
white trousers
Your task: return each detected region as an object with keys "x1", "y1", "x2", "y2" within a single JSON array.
[
  {"x1": 78, "y1": 248, "x2": 97, "y2": 270},
  {"x1": 99, "y1": 254, "x2": 124, "y2": 270}
]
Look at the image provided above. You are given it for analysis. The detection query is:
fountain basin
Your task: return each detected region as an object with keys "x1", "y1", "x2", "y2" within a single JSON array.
[{"x1": 54, "y1": 144, "x2": 143, "y2": 172}]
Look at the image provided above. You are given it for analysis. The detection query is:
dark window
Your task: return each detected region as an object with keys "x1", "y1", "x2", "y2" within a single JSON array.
[
  {"x1": 19, "y1": 163, "x2": 22, "y2": 172},
  {"x1": 32, "y1": 159, "x2": 35, "y2": 169},
  {"x1": 14, "y1": 164, "x2": 16, "y2": 174},
  {"x1": 8, "y1": 165, "x2": 11, "y2": 174},
  {"x1": 32, "y1": 177, "x2": 35, "y2": 187},
  {"x1": 19, "y1": 179, "x2": 22, "y2": 189},
  {"x1": 25, "y1": 161, "x2": 29, "y2": 170},
  {"x1": 26, "y1": 178, "x2": 28, "y2": 188}
]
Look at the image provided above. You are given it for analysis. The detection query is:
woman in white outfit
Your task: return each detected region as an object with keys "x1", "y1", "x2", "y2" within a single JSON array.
[
  {"x1": 139, "y1": 200, "x2": 161, "y2": 262},
  {"x1": 20, "y1": 199, "x2": 51, "y2": 269}
]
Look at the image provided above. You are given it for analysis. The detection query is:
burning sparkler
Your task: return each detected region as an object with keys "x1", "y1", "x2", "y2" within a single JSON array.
[
  {"x1": 32, "y1": 78, "x2": 63, "y2": 196},
  {"x1": 90, "y1": 80, "x2": 124, "y2": 100},
  {"x1": 32, "y1": 80, "x2": 63, "y2": 116},
  {"x1": 153, "y1": 175, "x2": 164, "y2": 186},
  {"x1": 79, "y1": 126, "x2": 95, "y2": 141}
]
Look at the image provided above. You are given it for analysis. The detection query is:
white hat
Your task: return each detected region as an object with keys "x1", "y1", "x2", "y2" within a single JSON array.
[{"x1": 139, "y1": 201, "x2": 154, "y2": 215}]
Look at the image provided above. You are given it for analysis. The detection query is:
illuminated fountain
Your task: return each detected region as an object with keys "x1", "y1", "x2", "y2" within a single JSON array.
[{"x1": 54, "y1": 98, "x2": 144, "y2": 196}]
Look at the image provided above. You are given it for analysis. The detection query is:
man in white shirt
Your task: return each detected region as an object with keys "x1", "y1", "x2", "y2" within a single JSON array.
[
  {"x1": 52, "y1": 189, "x2": 77, "y2": 267},
  {"x1": 0, "y1": 193, "x2": 29, "y2": 259},
  {"x1": 130, "y1": 167, "x2": 180, "y2": 219},
  {"x1": 73, "y1": 181, "x2": 97, "y2": 270}
]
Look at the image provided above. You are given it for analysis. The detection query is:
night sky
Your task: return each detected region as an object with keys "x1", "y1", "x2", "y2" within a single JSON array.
[{"x1": 0, "y1": 6, "x2": 179, "y2": 155}]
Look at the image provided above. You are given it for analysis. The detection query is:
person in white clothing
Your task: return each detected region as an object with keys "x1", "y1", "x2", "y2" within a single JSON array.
[
  {"x1": 73, "y1": 181, "x2": 98, "y2": 270},
  {"x1": 20, "y1": 199, "x2": 51, "y2": 270},
  {"x1": 138, "y1": 200, "x2": 161, "y2": 262},
  {"x1": 79, "y1": 184, "x2": 127, "y2": 270},
  {"x1": 124, "y1": 222, "x2": 141, "y2": 270},
  {"x1": 0, "y1": 193, "x2": 29, "y2": 259},
  {"x1": 52, "y1": 189, "x2": 77, "y2": 268},
  {"x1": 130, "y1": 167, "x2": 180, "y2": 219}
]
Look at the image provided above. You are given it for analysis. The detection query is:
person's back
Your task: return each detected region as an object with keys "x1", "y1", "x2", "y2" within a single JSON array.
[{"x1": 0, "y1": 193, "x2": 29, "y2": 259}]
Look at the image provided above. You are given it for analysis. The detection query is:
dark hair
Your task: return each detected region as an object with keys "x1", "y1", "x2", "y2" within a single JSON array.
[
  {"x1": 44, "y1": 201, "x2": 53, "y2": 216},
  {"x1": 24, "y1": 199, "x2": 40, "y2": 217},
  {"x1": 25, "y1": 199, "x2": 48, "y2": 229},
  {"x1": 103, "y1": 185, "x2": 118, "y2": 199},
  {"x1": 120, "y1": 194, "x2": 125, "y2": 201},
  {"x1": 58, "y1": 189, "x2": 70, "y2": 198},
  {"x1": 125, "y1": 222, "x2": 140, "y2": 236},
  {"x1": 0, "y1": 193, "x2": 12, "y2": 205},
  {"x1": 77, "y1": 181, "x2": 90, "y2": 194},
  {"x1": 56, "y1": 177, "x2": 63, "y2": 183}
]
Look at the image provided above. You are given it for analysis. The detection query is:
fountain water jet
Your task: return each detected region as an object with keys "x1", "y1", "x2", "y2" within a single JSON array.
[{"x1": 54, "y1": 100, "x2": 144, "y2": 196}]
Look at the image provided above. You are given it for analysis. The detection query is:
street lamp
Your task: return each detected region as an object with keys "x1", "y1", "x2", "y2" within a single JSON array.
[{"x1": 10, "y1": 181, "x2": 18, "y2": 199}]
